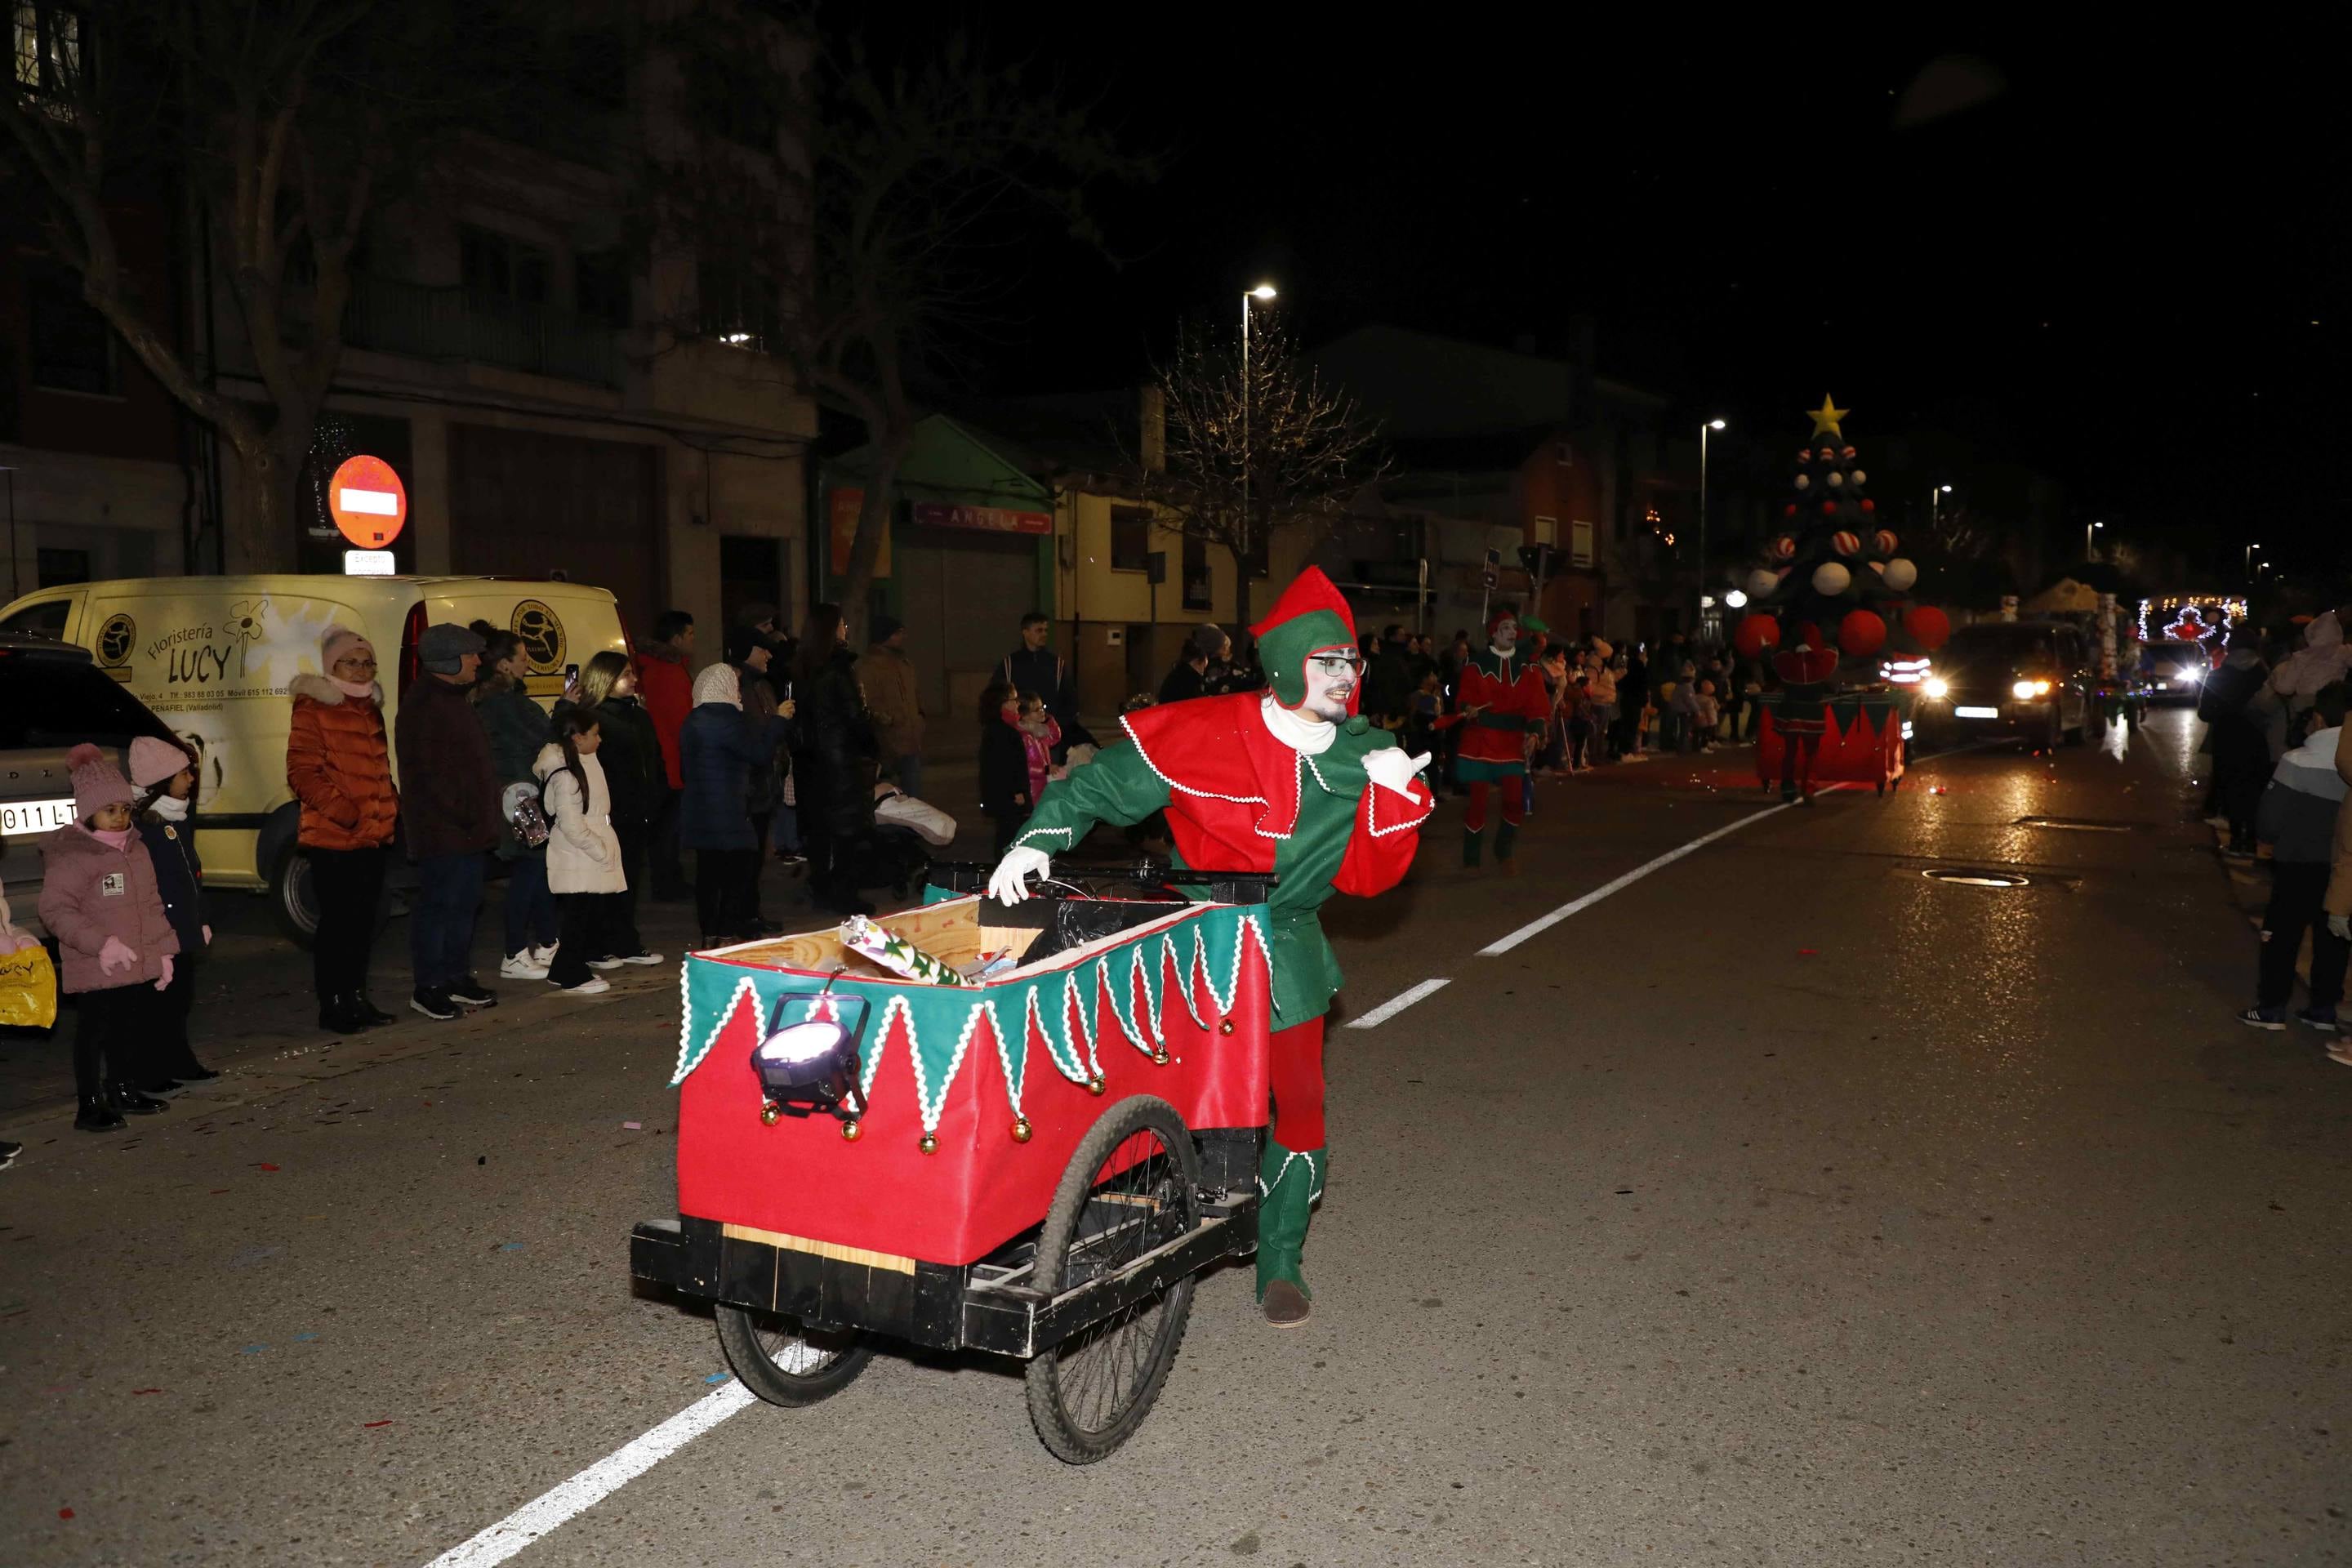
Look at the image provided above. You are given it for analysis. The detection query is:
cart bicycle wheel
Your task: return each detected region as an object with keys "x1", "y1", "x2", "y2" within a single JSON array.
[
  {"x1": 715, "y1": 1306, "x2": 874, "y2": 1408},
  {"x1": 1024, "y1": 1095, "x2": 1201, "y2": 1463}
]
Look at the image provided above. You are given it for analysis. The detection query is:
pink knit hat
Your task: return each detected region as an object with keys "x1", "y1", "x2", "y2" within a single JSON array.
[
  {"x1": 66, "y1": 743, "x2": 135, "y2": 819},
  {"x1": 321, "y1": 625, "x2": 375, "y2": 669},
  {"x1": 127, "y1": 735, "x2": 194, "y2": 789}
]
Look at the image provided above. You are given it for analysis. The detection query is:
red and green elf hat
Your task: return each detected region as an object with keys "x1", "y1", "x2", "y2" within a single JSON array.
[{"x1": 1250, "y1": 566, "x2": 1359, "y2": 710}]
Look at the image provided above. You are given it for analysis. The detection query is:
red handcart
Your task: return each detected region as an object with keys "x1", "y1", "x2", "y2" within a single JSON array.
[{"x1": 631, "y1": 866, "x2": 1276, "y2": 1463}]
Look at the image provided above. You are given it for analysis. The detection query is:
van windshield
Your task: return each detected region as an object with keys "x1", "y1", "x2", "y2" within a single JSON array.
[{"x1": 0, "y1": 651, "x2": 176, "y2": 751}]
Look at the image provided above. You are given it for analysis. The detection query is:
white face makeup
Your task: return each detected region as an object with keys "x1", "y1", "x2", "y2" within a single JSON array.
[
  {"x1": 1297, "y1": 648, "x2": 1362, "y2": 724},
  {"x1": 1491, "y1": 618, "x2": 1519, "y2": 652}
]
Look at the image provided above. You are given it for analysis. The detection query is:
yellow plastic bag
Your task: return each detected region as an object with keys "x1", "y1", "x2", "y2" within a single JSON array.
[{"x1": 0, "y1": 943, "x2": 59, "y2": 1029}]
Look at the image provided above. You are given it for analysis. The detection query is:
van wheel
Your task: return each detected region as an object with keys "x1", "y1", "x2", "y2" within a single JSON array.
[{"x1": 270, "y1": 844, "x2": 320, "y2": 948}]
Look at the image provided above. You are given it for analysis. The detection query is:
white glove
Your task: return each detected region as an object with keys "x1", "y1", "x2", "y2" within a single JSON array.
[
  {"x1": 1363, "y1": 747, "x2": 1432, "y2": 798},
  {"x1": 989, "y1": 844, "x2": 1053, "y2": 906},
  {"x1": 2332, "y1": 914, "x2": 2350, "y2": 942}
]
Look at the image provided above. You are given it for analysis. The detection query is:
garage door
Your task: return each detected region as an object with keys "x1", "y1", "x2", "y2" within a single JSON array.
[
  {"x1": 449, "y1": 425, "x2": 662, "y2": 639},
  {"x1": 893, "y1": 523, "x2": 1042, "y2": 733}
]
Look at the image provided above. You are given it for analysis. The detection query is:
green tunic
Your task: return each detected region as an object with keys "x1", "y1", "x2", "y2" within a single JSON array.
[{"x1": 1014, "y1": 723, "x2": 1401, "y2": 1030}]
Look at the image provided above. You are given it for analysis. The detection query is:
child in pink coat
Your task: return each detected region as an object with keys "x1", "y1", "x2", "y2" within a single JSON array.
[{"x1": 38, "y1": 744, "x2": 180, "y2": 1132}]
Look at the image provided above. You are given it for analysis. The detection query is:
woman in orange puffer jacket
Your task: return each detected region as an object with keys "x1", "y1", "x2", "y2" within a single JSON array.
[{"x1": 286, "y1": 626, "x2": 401, "y2": 1033}]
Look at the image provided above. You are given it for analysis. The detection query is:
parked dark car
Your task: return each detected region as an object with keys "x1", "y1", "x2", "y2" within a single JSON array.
[{"x1": 0, "y1": 635, "x2": 180, "y2": 939}]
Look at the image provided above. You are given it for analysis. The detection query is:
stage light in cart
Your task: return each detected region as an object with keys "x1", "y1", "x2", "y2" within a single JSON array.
[
  {"x1": 751, "y1": 991, "x2": 871, "y2": 1129},
  {"x1": 1881, "y1": 656, "x2": 1932, "y2": 687}
]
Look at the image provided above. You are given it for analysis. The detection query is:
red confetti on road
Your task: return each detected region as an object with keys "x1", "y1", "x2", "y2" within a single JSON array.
[
  {"x1": 1797, "y1": 948, "x2": 1820, "y2": 956},
  {"x1": 254, "y1": 1163, "x2": 280, "y2": 1172},
  {"x1": 131, "y1": 1388, "x2": 163, "y2": 1395},
  {"x1": 59, "y1": 1508, "x2": 74, "y2": 1519},
  {"x1": 363, "y1": 1419, "x2": 393, "y2": 1428}
]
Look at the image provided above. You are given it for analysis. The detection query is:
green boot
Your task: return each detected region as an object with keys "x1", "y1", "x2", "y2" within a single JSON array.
[
  {"x1": 1256, "y1": 1138, "x2": 1326, "y2": 1301},
  {"x1": 1462, "y1": 825, "x2": 1483, "y2": 868},
  {"x1": 1494, "y1": 819, "x2": 1519, "y2": 864}
]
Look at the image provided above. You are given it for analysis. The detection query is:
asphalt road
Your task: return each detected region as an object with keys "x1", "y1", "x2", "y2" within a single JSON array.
[{"x1": 6, "y1": 710, "x2": 2348, "y2": 1567}]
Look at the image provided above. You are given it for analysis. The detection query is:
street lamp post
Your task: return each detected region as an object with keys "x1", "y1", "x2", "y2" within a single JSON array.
[
  {"x1": 2246, "y1": 541, "x2": 2260, "y2": 582},
  {"x1": 1699, "y1": 418, "x2": 1726, "y2": 627},
  {"x1": 1928, "y1": 483, "x2": 1952, "y2": 532},
  {"x1": 1241, "y1": 283, "x2": 1276, "y2": 617},
  {"x1": 2085, "y1": 519, "x2": 2103, "y2": 561}
]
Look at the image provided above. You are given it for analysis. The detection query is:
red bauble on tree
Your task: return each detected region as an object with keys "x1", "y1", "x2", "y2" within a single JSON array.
[
  {"x1": 1820, "y1": 500, "x2": 1838, "y2": 516},
  {"x1": 1905, "y1": 604, "x2": 1951, "y2": 651},
  {"x1": 1860, "y1": 498, "x2": 1875, "y2": 513},
  {"x1": 1838, "y1": 609, "x2": 1886, "y2": 657},
  {"x1": 1733, "y1": 613, "x2": 1782, "y2": 659}
]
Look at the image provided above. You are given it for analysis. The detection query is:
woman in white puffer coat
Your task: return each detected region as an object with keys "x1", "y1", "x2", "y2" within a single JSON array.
[{"x1": 534, "y1": 708, "x2": 630, "y2": 994}]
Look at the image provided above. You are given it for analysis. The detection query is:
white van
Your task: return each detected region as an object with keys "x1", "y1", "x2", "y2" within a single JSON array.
[{"x1": 0, "y1": 575, "x2": 630, "y2": 940}]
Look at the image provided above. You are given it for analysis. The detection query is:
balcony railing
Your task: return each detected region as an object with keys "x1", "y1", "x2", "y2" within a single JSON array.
[{"x1": 345, "y1": 274, "x2": 624, "y2": 388}]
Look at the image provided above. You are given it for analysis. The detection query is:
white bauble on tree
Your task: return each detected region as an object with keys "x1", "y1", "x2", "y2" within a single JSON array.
[
  {"x1": 1851, "y1": 468, "x2": 1867, "y2": 485},
  {"x1": 1812, "y1": 562, "x2": 1853, "y2": 596},
  {"x1": 1794, "y1": 473, "x2": 1811, "y2": 491},
  {"x1": 1747, "y1": 568, "x2": 1780, "y2": 599},
  {"x1": 1882, "y1": 557, "x2": 1918, "y2": 591},
  {"x1": 1825, "y1": 470, "x2": 1846, "y2": 488}
]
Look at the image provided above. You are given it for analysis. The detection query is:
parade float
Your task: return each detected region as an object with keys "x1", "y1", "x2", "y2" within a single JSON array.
[{"x1": 1731, "y1": 397, "x2": 1953, "y2": 799}]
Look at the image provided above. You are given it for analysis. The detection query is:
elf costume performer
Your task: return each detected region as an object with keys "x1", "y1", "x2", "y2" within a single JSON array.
[
  {"x1": 988, "y1": 568, "x2": 1436, "y2": 1327},
  {"x1": 1771, "y1": 635, "x2": 1839, "y2": 804},
  {"x1": 1454, "y1": 604, "x2": 1551, "y2": 871}
]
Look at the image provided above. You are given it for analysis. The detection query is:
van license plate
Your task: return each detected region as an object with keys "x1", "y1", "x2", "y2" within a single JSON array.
[
  {"x1": 1, "y1": 797, "x2": 78, "y2": 837},
  {"x1": 1954, "y1": 706, "x2": 1999, "y2": 719}
]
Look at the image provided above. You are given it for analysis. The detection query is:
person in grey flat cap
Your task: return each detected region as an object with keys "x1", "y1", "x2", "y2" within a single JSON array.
[
  {"x1": 394, "y1": 622, "x2": 501, "y2": 1019},
  {"x1": 1157, "y1": 622, "x2": 1228, "y2": 706}
]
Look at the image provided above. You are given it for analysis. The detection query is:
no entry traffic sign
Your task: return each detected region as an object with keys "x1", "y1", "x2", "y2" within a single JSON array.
[{"x1": 329, "y1": 455, "x2": 408, "y2": 549}]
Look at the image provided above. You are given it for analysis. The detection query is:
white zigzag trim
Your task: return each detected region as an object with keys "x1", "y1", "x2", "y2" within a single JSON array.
[
  {"x1": 1171, "y1": 931, "x2": 1210, "y2": 1031},
  {"x1": 1015, "y1": 824, "x2": 1075, "y2": 847},
  {"x1": 913, "y1": 998, "x2": 987, "y2": 1134},
  {"x1": 675, "y1": 969, "x2": 765, "y2": 1085},
  {"x1": 1257, "y1": 1148, "x2": 1300, "y2": 1198},
  {"x1": 1303, "y1": 754, "x2": 1334, "y2": 794},
  {"x1": 1253, "y1": 751, "x2": 1301, "y2": 840},
  {"x1": 1100, "y1": 952, "x2": 1156, "y2": 1057},
  {"x1": 1027, "y1": 985, "x2": 1088, "y2": 1087},
  {"x1": 1364, "y1": 773, "x2": 1435, "y2": 838},
  {"x1": 1197, "y1": 911, "x2": 1269, "y2": 1016},
  {"x1": 1121, "y1": 715, "x2": 1266, "y2": 805},
  {"x1": 1062, "y1": 966, "x2": 1102, "y2": 1080},
  {"x1": 858, "y1": 993, "x2": 918, "y2": 1101}
]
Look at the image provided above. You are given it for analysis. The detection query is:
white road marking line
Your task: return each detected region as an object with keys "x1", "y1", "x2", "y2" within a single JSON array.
[
  {"x1": 1344, "y1": 977, "x2": 1450, "y2": 1030},
  {"x1": 421, "y1": 1382, "x2": 755, "y2": 1568},
  {"x1": 1479, "y1": 783, "x2": 1849, "y2": 956}
]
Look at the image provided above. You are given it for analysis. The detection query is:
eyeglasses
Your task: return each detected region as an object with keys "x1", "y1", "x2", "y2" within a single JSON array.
[{"x1": 1307, "y1": 653, "x2": 1364, "y2": 679}]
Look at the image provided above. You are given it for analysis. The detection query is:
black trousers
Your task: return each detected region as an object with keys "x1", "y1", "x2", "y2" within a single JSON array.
[
  {"x1": 308, "y1": 844, "x2": 388, "y2": 1002},
  {"x1": 695, "y1": 848, "x2": 759, "y2": 939},
  {"x1": 2259, "y1": 862, "x2": 2350, "y2": 1011},
  {"x1": 612, "y1": 817, "x2": 650, "y2": 957},
  {"x1": 651, "y1": 788, "x2": 690, "y2": 898},
  {"x1": 549, "y1": 893, "x2": 623, "y2": 987},
  {"x1": 74, "y1": 981, "x2": 157, "y2": 1099},
  {"x1": 148, "y1": 951, "x2": 207, "y2": 1079},
  {"x1": 748, "y1": 810, "x2": 774, "y2": 915}
]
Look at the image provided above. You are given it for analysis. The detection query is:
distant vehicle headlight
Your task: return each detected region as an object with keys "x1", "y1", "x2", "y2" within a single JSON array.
[
  {"x1": 1923, "y1": 677, "x2": 1949, "y2": 699},
  {"x1": 2012, "y1": 679, "x2": 2038, "y2": 700}
]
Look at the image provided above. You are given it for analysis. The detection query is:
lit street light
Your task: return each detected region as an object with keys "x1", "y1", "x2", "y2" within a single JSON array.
[
  {"x1": 1929, "y1": 483, "x2": 1953, "y2": 531},
  {"x1": 1241, "y1": 283, "x2": 1277, "y2": 612},
  {"x1": 2246, "y1": 541, "x2": 2260, "y2": 581},
  {"x1": 1699, "y1": 418, "x2": 1726, "y2": 626},
  {"x1": 2085, "y1": 519, "x2": 2104, "y2": 561}
]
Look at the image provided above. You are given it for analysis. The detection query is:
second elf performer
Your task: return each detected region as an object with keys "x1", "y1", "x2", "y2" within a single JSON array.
[
  {"x1": 1454, "y1": 604, "x2": 1551, "y2": 871},
  {"x1": 988, "y1": 568, "x2": 1435, "y2": 1326}
]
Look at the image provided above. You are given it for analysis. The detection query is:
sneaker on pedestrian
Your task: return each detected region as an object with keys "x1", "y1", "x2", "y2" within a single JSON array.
[
  {"x1": 2295, "y1": 1005, "x2": 2341, "y2": 1033},
  {"x1": 500, "y1": 951, "x2": 550, "y2": 980},
  {"x1": 586, "y1": 955, "x2": 625, "y2": 971},
  {"x1": 447, "y1": 978, "x2": 497, "y2": 1009},
  {"x1": 551, "y1": 974, "x2": 611, "y2": 996},
  {"x1": 2328, "y1": 1043, "x2": 2352, "y2": 1068},
  {"x1": 0, "y1": 1138, "x2": 20, "y2": 1169},
  {"x1": 529, "y1": 943, "x2": 559, "y2": 966},
  {"x1": 2236, "y1": 1005, "x2": 2288, "y2": 1031},
  {"x1": 616, "y1": 951, "x2": 665, "y2": 966},
  {"x1": 411, "y1": 987, "x2": 461, "y2": 1021}
]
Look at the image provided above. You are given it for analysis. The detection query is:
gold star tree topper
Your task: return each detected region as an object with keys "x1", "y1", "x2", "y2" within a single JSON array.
[{"x1": 1806, "y1": 395, "x2": 1851, "y2": 439}]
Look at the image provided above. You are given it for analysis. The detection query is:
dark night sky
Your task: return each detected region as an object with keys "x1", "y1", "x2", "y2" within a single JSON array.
[{"x1": 879, "y1": 14, "x2": 2345, "y2": 586}]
